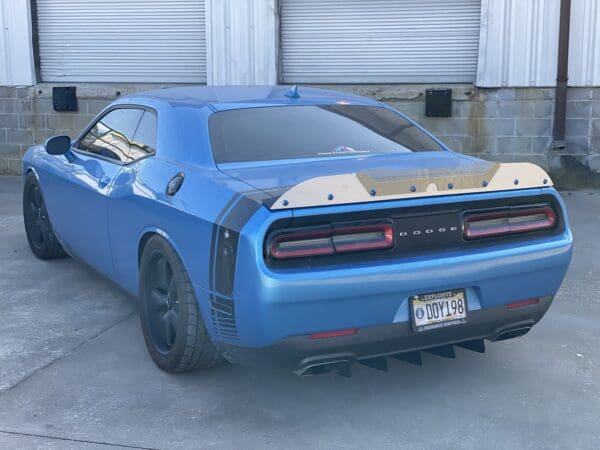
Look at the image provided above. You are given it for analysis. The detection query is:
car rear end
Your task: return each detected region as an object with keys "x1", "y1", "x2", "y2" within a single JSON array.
[
  {"x1": 202, "y1": 97, "x2": 573, "y2": 374},
  {"x1": 216, "y1": 186, "x2": 572, "y2": 374}
]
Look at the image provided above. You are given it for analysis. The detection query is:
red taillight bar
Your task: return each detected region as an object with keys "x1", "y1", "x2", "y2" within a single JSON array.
[
  {"x1": 269, "y1": 223, "x2": 393, "y2": 260},
  {"x1": 464, "y1": 206, "x2": 556, "y2": 239}
]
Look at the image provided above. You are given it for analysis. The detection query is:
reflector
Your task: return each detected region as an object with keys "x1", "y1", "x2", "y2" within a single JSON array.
[
  {"x1": 310, "y1": 328, "x2": 358, "y2": 340},
  {"x1": 507, "y1": 298, "x2": 540, "y2": 309}
]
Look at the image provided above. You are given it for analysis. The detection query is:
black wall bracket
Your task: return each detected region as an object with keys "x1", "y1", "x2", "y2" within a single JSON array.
[
  {"x1": 52, "y1": 86, "x2": 78, "y2": 112},
  {"x1": 425, "y1": 88, "x2": 452, "y2": 117}
]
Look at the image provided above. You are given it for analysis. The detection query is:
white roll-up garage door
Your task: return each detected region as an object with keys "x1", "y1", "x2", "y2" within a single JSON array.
[
  {"x1": 36, "y1": 0, "x2": 206, "y2": 83},
  {"x1": 281, "y1": 0, "x2": 481, "y2": 83}
]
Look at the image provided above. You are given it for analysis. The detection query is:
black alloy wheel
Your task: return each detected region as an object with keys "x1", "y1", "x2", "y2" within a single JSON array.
[
  {"x1": 139, "y1": 235, "x2": 223, "y2": 372},
  {"x1": 22, "y1": 172, "x2": 64, "y2": 259}
]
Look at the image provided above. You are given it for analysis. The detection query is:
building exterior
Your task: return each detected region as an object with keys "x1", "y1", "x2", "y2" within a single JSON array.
[{"x1": 1, "y1": 0, "x2": 599, "y2": 180}]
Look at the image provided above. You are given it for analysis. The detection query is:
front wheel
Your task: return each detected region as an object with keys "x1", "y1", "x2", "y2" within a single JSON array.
[
  {"x1": 139, "y1": 235, "x2": 223, "y2": 372},
  {"x1": 22, "y1": 172, "x2": 64, "y2": 259}
]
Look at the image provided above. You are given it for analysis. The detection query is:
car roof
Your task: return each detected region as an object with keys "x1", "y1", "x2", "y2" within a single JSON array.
[{"x1": 124, "y1": 85, "x2": 380, "y2": 110}]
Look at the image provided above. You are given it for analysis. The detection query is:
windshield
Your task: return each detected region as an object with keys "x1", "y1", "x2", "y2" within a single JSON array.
[{"x1": 208, "y1": 105, "x2": 443, "y2": 164}]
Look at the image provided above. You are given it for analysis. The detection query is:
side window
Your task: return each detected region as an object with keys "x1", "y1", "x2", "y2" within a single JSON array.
[
  {"x1": 130, "y1": 111, "x2": 157, "y2": 160},
  {"x1": 78, "y1": 108, "x2": 143, "y2": 162}
]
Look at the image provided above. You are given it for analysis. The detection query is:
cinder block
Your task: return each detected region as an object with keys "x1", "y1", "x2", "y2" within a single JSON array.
[
  {"x1": 465, "y1": 101, "x2": 498, "y2": 118},
  {"x1": 7, "y1": 129, "x2": 34, "y2": 145},
  {"x1": 0, "y1": 129, "x2": 5, "y2": 144},
  {"x1": 47, "y1": 114, "x2": 93, "y2": 131},
  {"x1": 564, "y1": 137, "x2": 590, "y2": 154},
  {"x1": 496, "y1": 137, "x2": 532, "y2": 154},
  {"x1": 591, "y1": 102, "x2": 600, "y2": 118},
  {"x1": 468, "y1": 135, "x2": 496, "y2": 154},
  {"x1": 0, "y1": 144, "x2": 21, "y2": 158},
  {"x1": 515, "y1": 119, "x2": 552, "y2": 137},
  {"x1": 0, "y1": 113, "x2": 19, "y2": 129},
  {"x1": 394, "y1": 102, "x2": 424, "y2": 119},
  {"x1": 566, "y1": 101, "x2": 591, "y2": 118},
  {"x1": 19, "y1": 114, "x2": 46, "y2": 129},
  {"x1": 443, "y1": 118, "x2": 475, "y2": 137},
  {"x1": 533, "y1": 102, "x2": 553, "y2": 118},
  {"x1": 440, "y1": 136, "x2": 467, "y2": 152},
  {"x1": 565, "y1": 119, "x2": 590, "y2": 137},
  {"x1": 497, "y1": 101, "x2": 534, "y2": 118},
  {"x1": 16, "y1": 87, "x2": 34, "y2": 99},
  {"x1": 590, "y1": 137, "x2": 600, "y2": 154},
  {"x1": 515, "y1": 88, "x2": 554, "y2": 101},
  {"x1": 34, "y1": 129, "x2": 56, "y2": 144},
  {"x1": 33, "y1": 99, "x2": 54, "y2": 114},
  {"x1": 86, "y1": 99, "x2": 111, "y2": 115},
  {"x1": 2, "y1": 99, "x2": 17, "y2": 113},
  {"x1": 591, "y1": 119, "x2": 600, "y2": 136},
  {"x1": 417, "y1": 117, "x2": 444, "y2": 135},
  {"x1": 7, "y1": 159, "x2": 23, "y2": 175},
  {"x1": 16, "y1": 99, "x2": 33, "y2": 114},
  {"x1": 478, "y1": 118, "x2": 514, "y2": 136},
  {"x1": 2, "y1": 98, "x2": 28, "y2": 113},
  {"x1": 0, "y1": 87, "x2": 16, "y2": 98},
  {"x1": 589, "y1": 154, "x2": 600, "y2": 172},
  {"x1": 567, "y1": 88, "x2": 592, "y2": 100},
  {"x1": 531, "y1": 137, "x2": 552, "y2": 154},
  {"x1": 496, "y1": 89, "x2": 517, "y2": 101}
]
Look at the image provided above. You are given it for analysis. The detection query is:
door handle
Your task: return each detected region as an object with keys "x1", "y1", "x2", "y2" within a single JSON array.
[{"x1": 98, "y1": 175, "x2": 111, "y2": 188}]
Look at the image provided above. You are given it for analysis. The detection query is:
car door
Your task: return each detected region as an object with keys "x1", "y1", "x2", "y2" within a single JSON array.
[
  {"x1": 48, "y1": 107, "x2": 144, "y2": 276},
  {"x1": 105, "y1": 110, "x2": 160, "y2": 293}
]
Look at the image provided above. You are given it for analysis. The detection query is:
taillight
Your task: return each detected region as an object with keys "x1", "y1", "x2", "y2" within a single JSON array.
[
  {"x1": 268, "y1": 222, "x2": 393, "y2": 260},
  {"x1": 464, "y1": 206, "x2": 556, "y2": 239}
]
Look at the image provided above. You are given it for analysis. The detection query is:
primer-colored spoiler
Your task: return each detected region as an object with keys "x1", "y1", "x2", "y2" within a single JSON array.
[{"x1": 270, "y1": 162, "x2": 552, "y2": 210}]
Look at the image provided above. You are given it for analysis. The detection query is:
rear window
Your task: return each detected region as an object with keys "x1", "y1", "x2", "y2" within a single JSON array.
[{"x1": 208, "y1": 105, "x2": 443, "y2": 164}]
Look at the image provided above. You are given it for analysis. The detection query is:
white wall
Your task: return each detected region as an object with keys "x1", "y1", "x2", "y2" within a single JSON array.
[
  {"x1": 477, "y1": 0, "x2": 600, "y2": 88},
  {"x1": 206, "y1": 0, "x2": 278, "y2": 85},
  {"x1": 477, "y1": 0, "x2": 560, "y2": 87},
  {"x1": 0, "y1": 0, "x2": 36, "y2": 86},
  {"x1": 568, "y1": 0, "x2": 600, "y2": 86}
]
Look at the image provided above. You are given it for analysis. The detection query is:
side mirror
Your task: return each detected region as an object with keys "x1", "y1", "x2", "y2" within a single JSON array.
[{"x1": 45, "y1": 135, "x2": 71, "y2": 155}]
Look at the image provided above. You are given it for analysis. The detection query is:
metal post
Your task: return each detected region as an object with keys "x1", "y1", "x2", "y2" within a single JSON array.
[{"x1": 553, "y1": 0, "x2": 572, "y2": 147}]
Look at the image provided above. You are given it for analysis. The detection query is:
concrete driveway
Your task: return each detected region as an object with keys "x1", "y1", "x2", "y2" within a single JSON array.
[{"x1": 0, "y1": 175, "x2": 598, "y2": 449}]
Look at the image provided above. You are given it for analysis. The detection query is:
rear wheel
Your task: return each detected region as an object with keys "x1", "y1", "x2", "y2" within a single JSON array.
[
  {"x1": 22, "y1": 172, "x2": 64, "y2": 259},
  {"x1": 139, "y1": 235, "x2": 223, "y2": 372}
]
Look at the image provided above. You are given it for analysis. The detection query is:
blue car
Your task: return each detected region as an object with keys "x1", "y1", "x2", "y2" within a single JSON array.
[{"x1": 22, "y1": 86, "x2": 573, "y2": 376}]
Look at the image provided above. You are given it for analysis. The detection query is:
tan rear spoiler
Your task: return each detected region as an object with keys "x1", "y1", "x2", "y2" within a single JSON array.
[{"x1": 270, "y1": 162, "x2": 552, "y2": 210}]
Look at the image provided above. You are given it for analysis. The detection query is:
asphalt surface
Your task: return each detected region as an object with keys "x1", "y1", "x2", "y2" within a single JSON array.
[{"x1": 0, "y1": 175, "x2": 598, "y2": 449}]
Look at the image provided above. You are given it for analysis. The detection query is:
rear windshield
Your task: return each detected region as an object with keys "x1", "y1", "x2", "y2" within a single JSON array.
[{"x1": 208, "y1": 105, "x2": 443, "y2": 164}]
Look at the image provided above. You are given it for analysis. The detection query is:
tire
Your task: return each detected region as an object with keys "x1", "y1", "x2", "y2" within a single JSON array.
[
  {"x1": 22, "y1": 172, "x2": 64, "y2": 259},
  {"x1": 139, "y1": 235, "x2": 223, "y2": 372}
]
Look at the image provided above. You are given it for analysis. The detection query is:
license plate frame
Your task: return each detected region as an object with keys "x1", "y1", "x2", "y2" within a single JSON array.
[{"x1": 410, "y1": 289, "x2": 468, "y2": 332}]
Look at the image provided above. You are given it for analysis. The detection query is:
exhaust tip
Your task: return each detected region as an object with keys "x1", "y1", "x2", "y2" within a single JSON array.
[{"x1": 496, "y1": 326, "x2": 532, "y2": 341}]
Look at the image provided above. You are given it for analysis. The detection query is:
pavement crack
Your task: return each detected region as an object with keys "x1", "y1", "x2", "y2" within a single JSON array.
[
  {"x1": 0, "y1": 311, "x2": 136, "y2": 397},
  {"x1": 0, "y1": 430, "x2": 158, "y2": 449}
]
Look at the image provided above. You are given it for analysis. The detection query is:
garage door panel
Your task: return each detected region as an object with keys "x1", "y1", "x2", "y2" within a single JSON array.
[
  {"x1": 281, "y1": 0, "x2": 481, "y2": 84},
  {"x1": 36, "y1": 0, "x2": 206, "y2": 83}
]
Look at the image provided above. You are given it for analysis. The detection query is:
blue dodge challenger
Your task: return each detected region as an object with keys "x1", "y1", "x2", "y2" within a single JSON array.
[{"x1": 22, "y1": 86, "x2": 573, "y2": 376}]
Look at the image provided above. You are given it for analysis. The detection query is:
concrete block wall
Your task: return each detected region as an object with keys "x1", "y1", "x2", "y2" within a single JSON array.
[
  {"x1": 1, "y1": 84, "x2": 599, "y2": 177},
  {"x1": 328, "y1": 84, "x2": 600, "y2": 180},
  {"x1": 0, "y1": 84, "x2": 164, "y2": 174}
]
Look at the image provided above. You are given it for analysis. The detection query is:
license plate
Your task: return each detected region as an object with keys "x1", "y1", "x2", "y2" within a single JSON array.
[{"x1": 410, "y1": 289, "x2": 467, "y2": 332}]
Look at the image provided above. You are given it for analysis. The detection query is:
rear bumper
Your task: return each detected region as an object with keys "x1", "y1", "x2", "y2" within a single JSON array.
[
  {"x1": 194, "y1": 188, "x2": 572, "y2": 356},
  {"x1": 220, "y1": 296, "x2": 553, "y2": 373}
]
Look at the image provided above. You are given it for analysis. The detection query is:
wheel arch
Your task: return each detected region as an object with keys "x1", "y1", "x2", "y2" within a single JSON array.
[{"x1": 137, "y1": 227, "x2": 183, "y2": 269}]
